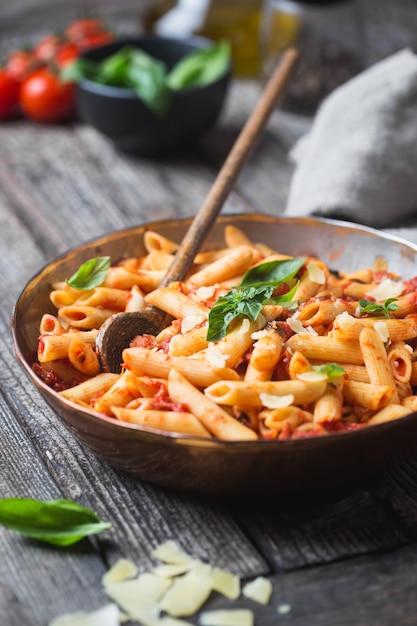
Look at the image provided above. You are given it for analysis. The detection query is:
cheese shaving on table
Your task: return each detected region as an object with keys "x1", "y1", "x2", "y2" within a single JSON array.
[
  {"x1": 199, "y1": 609, "x2": 254, "y2": 626},
  {"x1": 49, "y1": 539, "x2": 273, "y2": 626},
  {"x1": 211, "y1": 567, "x2": 240, "y2": 600},
  {"x1": 242, "y1": 576, "x2": 273, "y2": 605},
  {"x1": 152, "y1": 540, "x2": 194, "y2": 566},
  {"x1": 48, "y1": 603, "x2": 120, "y2": 626},
  {"x1": 102, "y1": 558, "x2": 138, "y2": 587}
]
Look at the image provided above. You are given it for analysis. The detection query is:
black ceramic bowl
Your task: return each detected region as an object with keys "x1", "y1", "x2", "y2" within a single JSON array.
[{"x1": 76, "y1": 35, "x2": 231, "y2": 157}]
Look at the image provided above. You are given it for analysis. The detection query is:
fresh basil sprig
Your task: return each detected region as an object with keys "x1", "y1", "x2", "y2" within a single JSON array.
[
  {"x1": 358, "y1": 298, "x2": 399, "y2": 318},
  {"x1": 207, "y1": 257, "x2": 305, "y2": 342},
  {"x1": 0, "y1": 498, "x2": 111, "y2": 546},
  {"x1": 66, "y1": 256, "x2": 111, "y2": 290},
  {"x1": 62, "y1": 41, "x2": 230, "y2": 116}
]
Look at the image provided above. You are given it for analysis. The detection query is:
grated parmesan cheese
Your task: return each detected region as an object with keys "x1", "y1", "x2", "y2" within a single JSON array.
[
  {"x1": 199, "y1": 609, "x2": 254, "y2": 626},
  {"x1": 152, "y1": 540, "x2": 194, "y2": 566},
  {"x1": 259, "y1": 393, "x2": 294, "y2": 409},
  {"x1": 297, "y1": 371, "x2": 328, "y2": 382},
  {"x1": 196, "y1": 286, "x2": 215, "y2": 300},
  {"x1": 287, "y1": 317, "x2": 317, "y2": 335},
  {"x1": 366, "y1": 278, "x2": 404, "y2": 301},
  {"x1": 335, "y1": 311, "x2": 357, "y2": 331},
  {"x1": 307, "y1": 262, "x2": 326, "y2": 285},
  {"x1": 102, "y1": 558, "x2": 138, "y2": 587},
  {"x1": 181, "y1": 314, "x2": 207, "y2": 334},
  {"x1": 211, "y1": 567, "x2": 240, "y2": 600},
  {"x1": 374, "y1": 321, "x2": 390, "y2": 344},
  {"x1": 153, "y1": 563, "x2": 192, "y2": 579},
  {"x1": 48, "y1": 603, "x2": 120, "y2": 626},
  {"x1": 206, "y1": 344, "x2": 230, "y2": 368},
  {"x1": 159, "y1": 562, "x2": 213, "y2": 617},
  {"x1": 105, "y1": 573, "x2": 170, "y2": 624},
  {"x1": 242, "y1": 577, "x2": 272, "y2": 605}
]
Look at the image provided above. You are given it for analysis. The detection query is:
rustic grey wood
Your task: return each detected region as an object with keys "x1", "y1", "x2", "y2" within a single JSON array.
[{"x1": 2, "y1": 2, "x2": 417, "y2": 625}]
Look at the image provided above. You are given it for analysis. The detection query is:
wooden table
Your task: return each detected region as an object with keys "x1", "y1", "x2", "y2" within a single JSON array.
[{"x1": 3, "y1": 16, "x2": 417, "y2": 626}]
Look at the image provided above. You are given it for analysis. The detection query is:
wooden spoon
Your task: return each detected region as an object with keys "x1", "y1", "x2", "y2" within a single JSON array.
[{"x1": 96, "y1": 48, "x2": 299, "y2": 373}]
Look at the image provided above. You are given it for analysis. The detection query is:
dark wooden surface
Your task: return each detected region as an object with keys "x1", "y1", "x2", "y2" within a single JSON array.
[{"x1": 3, "y1": 4, "x2": 417, "y2": 626}]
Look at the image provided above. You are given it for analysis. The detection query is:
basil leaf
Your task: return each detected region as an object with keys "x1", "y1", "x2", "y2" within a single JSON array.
[
  {"x1": 207, "y1": 285, "x2": 274, "y2": 342},
  {"x1": 126, "y1": 49, "x2": 170, "y2": 116},
  {"x1": 0, "y1": 498, "x2": 111, "y2": 546},
  {"x1": 96, "y1": 46, "x2": 132, "y2": 85},
  {"x1": 66, "y1": 256, "x2": 111, "y2": 290},
  {"x1": 239, "y1": 257, "x2": 306, "y2": 289},
  {"x1": 358, "y1": 298, "x2": 399, "y2": 318},
  {"x1": 60, "y1": 58, "x2": 99, "y2": 82},
  {"x1": 166, "y1": 40, "x2": 231, "y2": 90}
]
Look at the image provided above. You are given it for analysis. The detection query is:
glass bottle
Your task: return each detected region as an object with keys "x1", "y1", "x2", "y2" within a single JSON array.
[
  {"x1": 143, "y1": 0, "x2": 264, "y2": 77},
  {"x1": 260, "y1": 0, "x2": 367, "y2": 112}
]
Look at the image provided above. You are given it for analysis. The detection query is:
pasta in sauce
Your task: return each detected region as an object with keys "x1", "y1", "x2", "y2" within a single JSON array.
[{"x1": 33, "y1": 224, "x2": 417, "y2": 441}]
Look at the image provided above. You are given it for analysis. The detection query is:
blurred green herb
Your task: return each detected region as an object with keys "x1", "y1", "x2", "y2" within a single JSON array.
[
  {"x1": 62, "y1": 40, "x2": 230, "y2": 116},
  {"x1": 207, "y1": 258, "x2": 305, "y2": 342},
  {"x1": 0, "y1": 498, "x2": 111, "y2": 546},
  {"x1": 313, "y1": 363, "x2": 346, "y2": 379},
  {"x1": 358, "y1": 298, "x2": 399, "y2": 318},
  {"x1": 66, "y1": 256, "x2": 111, "y2": 290},
  {"x1": 166, "y1": 40, "x2": 230, "y2": 90}
]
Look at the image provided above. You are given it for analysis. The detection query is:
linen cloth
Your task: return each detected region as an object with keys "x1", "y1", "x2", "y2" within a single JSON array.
[{"x1": 285, "y1": 49, "x2": 417, "y2": 228}]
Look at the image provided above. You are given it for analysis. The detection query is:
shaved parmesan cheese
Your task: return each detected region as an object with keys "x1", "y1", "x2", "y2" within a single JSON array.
[
  {"x1": 102, "y1": 559, "x2": 138, "y2": 587},
  {"x1": 211, "y1": 567, "x2": 240, "y2": 600},
  {"x1": 105, "y1": 573, "x2": 170, "y2": 625},
  {"x1": 196, "y1": 286, "x2": 215, "y2": 299},
  {"x1": 159, "y1": 563, "x2": 213, "y2": 617},
  {"x1": 336, "y1": 311, "x2": 357, "y2": 331},
  {"x1": 307, "y1": 262, "x2": 326, "y2": 285},
  {"x1": 366, "y1": 279, "x2": 404, "y2": 301},
  {"x1": 405, "y1": 344, "x2": 414, "y2": 354},
  {"x1": 153, "y1": 563, "x2": 192, "y2": 579},
  {"x1": 199, "y1": 609, "x2": 254, "y2": 626},
  {"x1": 152, "y1": 540, "x2": 194, "y2": 566},
  {"x1": 374, "y1": 321, "x2": 390, "y2": 343},
  {"x1": 297, "y1": 370, "x2": 328, "y2": 382},
  {"x1": 260, "y1": 393, "x2": 294, "y2": 409},
  {"x1": 287, "y1": 317, "x2": 318, "y2": 335},
  {"x1": 48, "y1": 603, "x2": 120, "y2": 626},
  {"x1": 181, "y1": 315, "x2": 207, "y2": 334},
  {"x1": 251, "y1": 329, "x2": 269, "y2": 340},
  {"x1": 206, "y1": 344, "x2": 230, "y2": 368},
  {"x1": 242, "y1": 577, "x2": 272, "y2": 605},
  {"x1": 240, "y1": 318, "x2": 251, "y2": 334}
]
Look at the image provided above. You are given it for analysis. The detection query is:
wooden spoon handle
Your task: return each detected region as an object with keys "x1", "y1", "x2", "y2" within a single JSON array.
[{"x1": 160, "y1": 47, "x2": 299, "y2": 287}]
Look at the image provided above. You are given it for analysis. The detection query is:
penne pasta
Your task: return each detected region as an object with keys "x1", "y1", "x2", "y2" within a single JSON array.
[{"x1": 33, "y1": 223, "x2": 417, "y2": 441}]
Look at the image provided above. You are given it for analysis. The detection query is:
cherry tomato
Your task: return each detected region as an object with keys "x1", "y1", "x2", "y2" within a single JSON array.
[
  {"x1": 65, "y1": 18, "x2": 105, "y2": 43},
  {"x1": 33, "y1": 35, "x2": 61, "y2": 61},
  {"x1": 77, "y1": 31, "x2": 115, "y2": 51},
  {"x1": 4, "y1": 49, "x2": 37, "y2": 82},
  {"x1": 19, "y1": 68, "x2": 75, "y2": 123},
  {"x1": 0, "y1": 70, "x2": 20, "y2": 119},
  {"x1": 54, "y1": 42, "x2": 80, "y2": 68}
]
